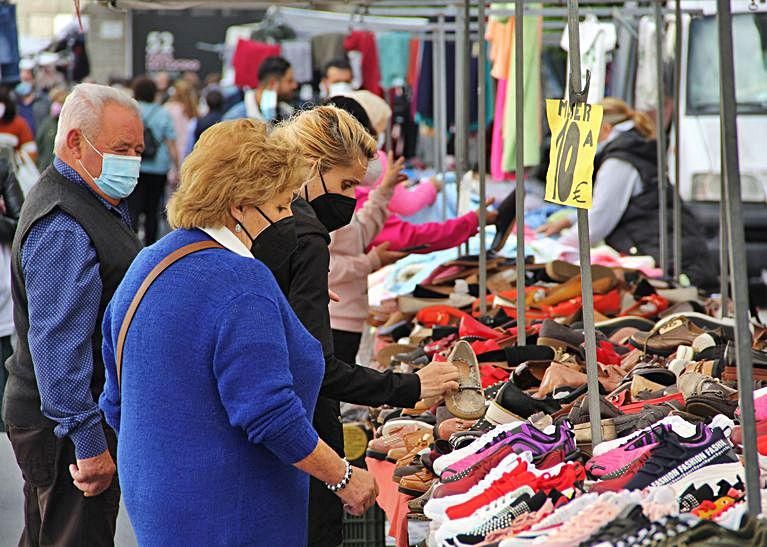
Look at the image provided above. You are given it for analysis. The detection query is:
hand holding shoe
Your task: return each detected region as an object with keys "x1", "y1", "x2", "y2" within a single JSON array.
[
  {"x1": 69, "y1": 449, "x2": 115, "y2": 497},
  {"x1": 373, "y1": 241, "x2": 408, "y2": 268},
  {"x1": 337, "y1": 467, "x2": 379, "y2": 516},
  {"x1": 416, "y1": 361, "x2": 461, "y2": 399}
]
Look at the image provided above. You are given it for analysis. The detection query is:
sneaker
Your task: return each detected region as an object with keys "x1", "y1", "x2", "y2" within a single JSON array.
[
  {"x1": 445, "y1": 461, "x2": 584, "y2": 521},
  {"x1": 486, "y1": 382, "x2": 562, "y2": 424},
  {"x1": 441, "y1": 422, "x2": 574, "y2": 483},
  {"x1": 433, "y1": 444, "x2": 516, "y2": 499},
  {"x1": 591, "y1": 415, "x2": 699, "y2": 457},
  {"x1": 623, "y1": 426, "x2": 738, "y2": 491},
  {"x1": 433, "y1": 421, "x2": 523, "y2": 477},
  {"x1": 579, "y1": 503, "x2": 650, "y2": 547},
  {"x1": 586, "y1": 424, "x2": 668, "y2": 479}
]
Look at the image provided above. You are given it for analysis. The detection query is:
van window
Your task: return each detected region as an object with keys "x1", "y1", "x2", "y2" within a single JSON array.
[{"x1": 687, "y1": 13, "x2": 767, "y2": 114}]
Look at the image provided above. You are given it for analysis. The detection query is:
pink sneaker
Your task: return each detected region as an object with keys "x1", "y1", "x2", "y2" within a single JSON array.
[{"x1": 585, "y1": 423, "x2": 667, "y2": 478}]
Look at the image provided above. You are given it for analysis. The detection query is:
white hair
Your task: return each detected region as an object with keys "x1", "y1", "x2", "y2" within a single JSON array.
[{"x1": 54, "y1": 83, "x2": 140, "y2": 154}]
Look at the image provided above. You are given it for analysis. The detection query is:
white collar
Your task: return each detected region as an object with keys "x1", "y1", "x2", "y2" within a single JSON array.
[{"x1": 199, "y1": 226, "x2": 253, "y2": 259}]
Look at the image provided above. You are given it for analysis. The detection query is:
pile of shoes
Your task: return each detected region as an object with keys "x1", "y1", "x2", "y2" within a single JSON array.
[{"x1": 364, "y1": 256, "x2": 767, "y2": 546}]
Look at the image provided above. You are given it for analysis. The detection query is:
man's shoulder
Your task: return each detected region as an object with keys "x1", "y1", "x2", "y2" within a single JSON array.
[{"x1": 222, "y1": 101, "x2": 247, "y2": 121}]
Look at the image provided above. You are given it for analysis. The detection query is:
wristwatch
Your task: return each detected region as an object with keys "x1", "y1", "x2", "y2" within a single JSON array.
[{"x1": 326, "y1": 458, "x2": 353, "y2": 492}]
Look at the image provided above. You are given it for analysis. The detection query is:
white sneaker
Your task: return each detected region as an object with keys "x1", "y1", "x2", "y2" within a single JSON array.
[
  {"x1": 592, "y1": 416, "x2": 698, "y2": 456},
  {"x1": 433, "y1": 421, "x2": 522, "y2": 476},
  {"x1": 668, "y1": 462, "x2": 746, "y2": 498},
  {"x1": 424, "y1": 451, "x2": 532, "y2": 522}
]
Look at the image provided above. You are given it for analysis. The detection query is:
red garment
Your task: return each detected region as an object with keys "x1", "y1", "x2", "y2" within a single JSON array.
[
  {"x1": 232, "y1": 39, "x2": 281, "y2": 89},
  {"x1": 344, "y1": 31, "x2": 383, "y2": 97}
]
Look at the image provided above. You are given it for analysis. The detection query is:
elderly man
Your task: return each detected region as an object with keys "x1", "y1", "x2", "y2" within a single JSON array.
[{"x1": 3, "y1": 83, "x2": 143, "y2": 546}]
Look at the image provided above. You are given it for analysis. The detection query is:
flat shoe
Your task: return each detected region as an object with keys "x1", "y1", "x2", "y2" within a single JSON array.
[{"x1": 445, "y1": 341, "x2": 486, "y2": 420}]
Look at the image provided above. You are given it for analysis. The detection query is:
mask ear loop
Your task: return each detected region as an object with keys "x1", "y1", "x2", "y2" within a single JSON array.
[
  {"x1": 254, "y1": 207, "x2": 275, "y2": 225},
  {"x1": 231, "y1": 210, "x2": 257, "y2": 244}
]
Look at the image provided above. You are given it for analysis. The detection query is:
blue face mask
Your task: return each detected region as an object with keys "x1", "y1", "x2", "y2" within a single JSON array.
[
  {"x1": 14, "y1": 82, "x2": 33, "y2": 97},
  {"x1": 79, "y1": 134, "x2": 141, "y2": 199}
]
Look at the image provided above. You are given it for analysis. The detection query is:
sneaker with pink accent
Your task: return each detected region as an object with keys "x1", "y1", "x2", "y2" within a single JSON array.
[{"x1": 585, "y1": 423, "x2": 670, "y2": 478}]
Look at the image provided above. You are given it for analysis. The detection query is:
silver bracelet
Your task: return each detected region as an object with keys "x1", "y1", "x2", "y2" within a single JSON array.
[{"x1": 326, "y1": 458, "x2": 353, "y2": 492}]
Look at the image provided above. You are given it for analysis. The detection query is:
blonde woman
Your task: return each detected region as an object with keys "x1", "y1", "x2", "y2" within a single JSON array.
[
  {"x1": 267, "y1": 106, "x2": 460, "y2": 546},
  {"x1": 99, "y1": 119, "x2": 378, "y2": 546},
  {"x1": 164, "y1": 79, "x2": 198, "y2": 163},
  {"x1": 538, "y1": 97, "x2": 716, "y2": 288}
]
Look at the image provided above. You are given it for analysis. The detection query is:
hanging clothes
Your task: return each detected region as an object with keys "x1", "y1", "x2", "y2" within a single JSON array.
[
  {"x1": 491, "y1": 79, "x2": 513, "y2": 180},
  {"x1": 634, "y1": 16, "x2": 658, "y2": 112},
  {"x1": 377, "y1": 32, "x2": 412, "y2": 89},
  {"x1": 280, "y1": 40, "x2": 313, "y2": 83},
  {"x1": 232, "y1": 39, "x2": 281, "y2": 89},
  {"x1": 311, "y1": 33, "x2": 347, "y2": 76},
  {"x1": 501, "y1": 4, "x2": 542, "y2": 172},
  {"x1": 0, "y1": 3, "x2": 20, "y2": 84},
  {"x1": 560, "y1": 14, "x2": 617, "y2": 104},
  {"x1": 344, "y1": 31, "x2": 384, "y2": 97},
  {"x1": 408, "y1": 39, "x2": 421, "y2": 119}
]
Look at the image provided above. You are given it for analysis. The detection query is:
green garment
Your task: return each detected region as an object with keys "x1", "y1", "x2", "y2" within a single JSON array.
[
  {"x1": 502, "y1": 2, "x2": 542, "y2": 171},
  {"x1": 377, "y1": 32, "x2": 411, "y2": 88},
  {"x1": 35, "y1": 115, "x2": 58, "y2": 172}
]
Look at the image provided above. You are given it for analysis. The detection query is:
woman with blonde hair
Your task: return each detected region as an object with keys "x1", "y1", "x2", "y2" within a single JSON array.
[
  {"x1": 164, "y1": 79, "x2": 198, "y2": 163},
  {"x1": 539, "y1": 97, "x2": 716, "y2": 288},
  {"x1": 265, "y1": 105, "x2": 460, "y2": 546},
  {"x1": 99, "y1": 118, "x2": 379, "y2": 546}
]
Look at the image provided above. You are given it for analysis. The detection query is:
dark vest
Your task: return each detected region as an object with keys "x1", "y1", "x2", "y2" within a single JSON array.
[
  {"x1": 3, "y1": 166, "x2": 142, "y2": 428},
  {"x1": 595, "y1": 129, "x2": 718, "y2": 288}
]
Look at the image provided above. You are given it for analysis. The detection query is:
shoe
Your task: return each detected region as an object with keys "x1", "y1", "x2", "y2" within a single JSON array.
[
  {"x1": 588, "y1": 451, "x2": 654, "y2": 493},
  {"x1": 621, "y1": 294, "x2": 670, "y2": 319},
  {"x1": 407, "y1": 482, "x2": 435, "y2": 514},
  {"x1": 386, "y1": 430, "x2": 433, "y2": 463},
  {"x1": 586, "y1": 423, "x2": 669, "y2": 478},
  {"x1": 437, "y1": 417, "x2": 476, "y2": 441},
  {"x1": 665, "y1": 515, "x2": 767, "y2": 546},
  {"x1": 485, "y1": 382, "x2": 561, "y2": 424},
  {"x1": 433, "y1": 444, "x2": 517, "y2": 499},
  {"x1": 544, "y1": 260, "x2": 581, "y2": 282},
  {"x1": 666, "y1": 461, "x2": 745, "y2": 499},
  {"x1": 537, "y1": 319, "x2": 586, "y2": 354},
  {"x1": 445, "y1": 341, "x2": 486, "y2": 420},
  {"x1": 441, "y1": 422, "x2": 575, "y2": 482},
  {"x1": 580, "y1": 503, "x2": 650, "y2": 546},
  {"x1": 595, "y1": 316, "x2": 655, "y2": 337},
  {"x1": 611, "y1": 400, "x2": 680, "y2": 438},
  {"x1": 630, "y1": 316, "x2": 719, "y2": 356},
  {"x1": 366, "y1": 424, "x2": 431, "y2": 460},
  {"x1": 678, "y1": 371, "x2": 737, "y2": 400},
  {"x1": 685, "y1": 393, "x2": 740, "y2": 419},
  {"x1": 535, "y1": 265, "x2": 617, "y2": 307},
  {"x1": 381, "y1": 415, "x2": 436, "y2": 437},
  {"x1": 624, "y1": 425, "x2": 738, "y2": 491},
  {"x1": 432, "y1": 422, "x2": 524, "y2": 477},
  {"x1": 398, "y1": 468, "x2": 436, "y2": 497}
]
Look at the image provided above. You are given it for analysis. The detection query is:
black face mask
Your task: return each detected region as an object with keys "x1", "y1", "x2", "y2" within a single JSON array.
[
  {"x1": 307, "y1": 170, "x2": 357, "y2": 233},
  {"x1": 243, "y1": 208, "x2": 298, "y2": 272}
]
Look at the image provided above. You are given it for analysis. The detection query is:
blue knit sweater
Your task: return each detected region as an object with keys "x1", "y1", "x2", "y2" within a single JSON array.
[{"x1": 99, "y1": 228, "x2": 323, "y2": 546}]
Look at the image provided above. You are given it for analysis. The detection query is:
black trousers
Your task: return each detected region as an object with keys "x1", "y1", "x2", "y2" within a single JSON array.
[
  {"x1": 6, "y1": 423, "x2": 120, "y2": 547},
  {"x1": 127, "y1": 172, "x2": 166, "y2": 245},
  {"x1": 331, "y1": 329, "x2": 362, "y2": 366}
]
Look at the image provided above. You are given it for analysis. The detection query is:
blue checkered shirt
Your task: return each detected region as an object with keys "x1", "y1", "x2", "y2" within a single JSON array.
[{"x1": 21, "y1": 158, "x2": 132, "y2": 459}]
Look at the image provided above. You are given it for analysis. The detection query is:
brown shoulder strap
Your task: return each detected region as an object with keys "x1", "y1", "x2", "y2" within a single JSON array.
[{"x1": 115, "y1": 240, "x2": 224, "y2": 389}]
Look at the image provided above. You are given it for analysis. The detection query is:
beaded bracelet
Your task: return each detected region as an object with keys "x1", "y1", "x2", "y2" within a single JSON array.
[{"x1": 326, "y1": 458, "x2": 353, "y2": 492}]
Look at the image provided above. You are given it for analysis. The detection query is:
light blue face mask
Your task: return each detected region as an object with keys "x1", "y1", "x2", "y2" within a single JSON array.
[{"x1": 79, "y1": 134, "x2": 141, "y2": 199}]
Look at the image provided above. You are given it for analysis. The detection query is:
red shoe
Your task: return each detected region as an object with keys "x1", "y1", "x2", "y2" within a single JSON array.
[
  {"x1": 445, "y1": 460, "x2": 538, "y2": 520},
  {"x1": 459, "y1": 315, "x2": 502, "y2": 340},
  {"x1": 471, "y1": 339, "x2": 502, "y2": 356},
  {"x1": 416, "y1": 305, "x2": 470, "y2": 328},
  {"x1": 589, "y1": 452, "x2": 652, "y2": 493},
  {"x1": 594, "y1": 289, "x2": 622, "y2": 316},
  {"x1": 424, "y1": 334, "x2": 458, "y2": 357},
  {"x1": 432, "y1": 444, "x2": 516, "y2": 499},
  {"x1": 595, "y1": 340, "x2": 622, "y2": 366},
  {"x1": 480, "y1": 365, "x2": 510, "y2": 389},
  {"x1": 621, "y1": 294, "x2": 670, "y2": 319},
  {"x1": 610, "y1": 391, "x2": 686, "y2": 415}
]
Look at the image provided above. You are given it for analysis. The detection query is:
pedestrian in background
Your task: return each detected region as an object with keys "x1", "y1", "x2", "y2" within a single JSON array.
[
  {"x1": 0, "y1": 153, "x2": 23, "y2": 432},
  {"x1": 188, "y1": 88, "x2": 224, "y2": 153},
  {"x1": 129, "y1": 75, "x2": 178, "y2": 245},
  {"x1": 0, "y1": 90, "x2": 37, "y2": 161},
  {"x1": 3, "y1": 82, "x2": 143, "y2": 547},
  {"x1": 14, "y1": 80, "x2": 50, "y2": 137},
  {"x1": 164, "y1": 79, "x2": 198, "y2": 164},
  {"x1": 35, "y1": 87, "x2": 69, "y2": 171}
]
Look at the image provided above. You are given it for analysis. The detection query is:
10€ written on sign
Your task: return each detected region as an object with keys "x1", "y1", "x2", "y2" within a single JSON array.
[{"x1": 544, "y1": 99, "x2": 603, "y2": 210}]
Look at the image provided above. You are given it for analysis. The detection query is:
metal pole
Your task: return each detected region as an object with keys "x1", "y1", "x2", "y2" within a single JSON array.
[
  {"x1": 567, "y1": 0, "x2": 602, "y2": 447},
  {"x1": 515, "y1": 0, "x2": 527, "y2": 344},
  {"x1": 478, "y1": 0, "x2": 488, "y2": 316},
  {"x1": 717, "y1": 0, "x2": 760, "y2": 513},
  {"x1": 654, "y1": 0, "x2": 669, "y2": 277},
  {"x1": 672, "y1": 0, "x2": 682, "y2": 281},
  {"x1": 463, "y1": 0, "x2": 471, "y2": 258},
  {"x1": 455, "y1": 6, "x2": 466, "y2": 223},
  {"x1": 438, "y1": 15, "x2": 448, "y2": 221},
  {"x1": 719, "y1": 128, "x2": 729, "y2": 314}
]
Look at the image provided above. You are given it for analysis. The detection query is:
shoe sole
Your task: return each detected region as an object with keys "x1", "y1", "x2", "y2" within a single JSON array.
[
  {"x1": 655, "y1": 312, "x2": 737, "y2": 337},
  {"x1": 381, "y1": 419, "x2": 435, "y2": 437},
  {"x1": 594, "y1": 316, "x2": 655, "y2": 335},
  {"x1": 573, "y1": 420, "x2": 617, "y2": 443},
  {"x1": 669, "y1": 462, "x2": 745, "y2": 497},
  {"x1": 485, "y1": 400, "x2": 526, "y2": 426},
  {"x1": 398, "y1": 485, "x2": 429, "y2": 497},
  {"x1": 365, "y1": 449, "x2": 389, "y2": 461}
]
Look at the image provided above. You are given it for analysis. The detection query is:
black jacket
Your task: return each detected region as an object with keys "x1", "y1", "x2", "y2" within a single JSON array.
[
  {"x1": 271, "y1": 198, "x2": 421, "y2": 546},
  {"x1": 594, "y1": 129, "x2": 718, "y2": 289},
  {"x1": 0, "y1": 157, "x2": 23, "y2": 245}
]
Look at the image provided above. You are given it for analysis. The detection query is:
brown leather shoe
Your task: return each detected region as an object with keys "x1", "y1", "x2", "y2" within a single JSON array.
[
  {"x1": 398, "y1": 468, "x2": 436, "y2": 497},
  {"x1": 536, "y1": 265, "x2": 617, "y2": 307},
  {"x1": 366, "y1": 424, "x2": 423, "y2": 460},
  {"x1": 437, "y1": 417, "x2": 475, "y2": 440},
  {"x1": 630, "y1": 317, "x2": 716, "y2": 356},
  {"x1": 535, "y1": 361, "x2": 586, "y2": 398},
  {"x1": 387, "y1": 431, "x2": 433, "y2": 463}
]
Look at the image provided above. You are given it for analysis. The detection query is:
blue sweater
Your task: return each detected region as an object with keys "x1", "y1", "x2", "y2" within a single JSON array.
[{"x1": 99, "y1": 228, "x2": 323, "y2": 546}]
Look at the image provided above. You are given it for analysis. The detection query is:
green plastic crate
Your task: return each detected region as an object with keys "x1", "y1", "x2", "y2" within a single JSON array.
[{"x1": 342, "y1": 503, "x2": 386, "y2": 547}]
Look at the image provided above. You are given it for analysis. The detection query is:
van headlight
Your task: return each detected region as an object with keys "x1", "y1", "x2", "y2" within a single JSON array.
[{"x1": 691, "y1": 172, "x2": 766, "y2": 202}]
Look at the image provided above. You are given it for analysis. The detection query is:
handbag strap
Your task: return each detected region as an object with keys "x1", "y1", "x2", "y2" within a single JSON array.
[{"x1": 115, "y1": 239, "x2": 223, "y2": 389}]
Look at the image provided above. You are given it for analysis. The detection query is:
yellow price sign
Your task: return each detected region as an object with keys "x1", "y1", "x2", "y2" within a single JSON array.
[{"x1": 544, "y1": 99, "x2": 603, "y2": 209}]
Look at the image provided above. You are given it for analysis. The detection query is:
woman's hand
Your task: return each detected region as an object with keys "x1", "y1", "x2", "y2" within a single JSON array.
[
  {"x1": 337, "y1": 467, "x2": 379, "y2": 516},
  {"x1": 416, "y1": 361, "x2": 461, "y2": 399},
  {"x1": 537, "y1": 217, "x2": 573, "y2": 237},
  {"x1": 477, "y1": 198, "x2": 498, "y2": 225},
  {"x1": 380, "y1": 152, "x2": 407, "y2": 191},
  {"x1": 373, "y1": 241, "x2": 408, "y2": 268},
  {"x1": 428, "y1": 176, "x2": 444, "y2": 193}
]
